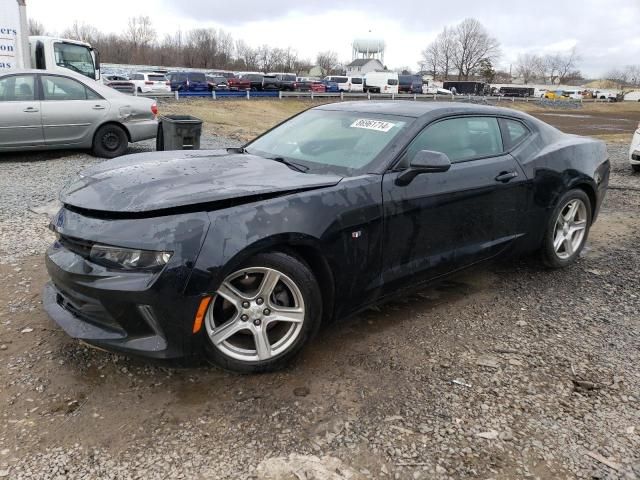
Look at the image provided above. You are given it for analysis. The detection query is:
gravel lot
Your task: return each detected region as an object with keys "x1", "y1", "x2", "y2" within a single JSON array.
[{"x1": 0, "y1": 125, "x2": 638, "y2": 479}]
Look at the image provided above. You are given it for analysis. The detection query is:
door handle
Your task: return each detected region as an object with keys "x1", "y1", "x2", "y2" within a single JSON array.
[
  {"x1": 92, "y1": 105, "x2": 106, "y2": 110},
  {"x1": 495, "y1": 171, "x2": 518, "y2": 182},
  {"x1": 23, "y1": 107, "x2": 39, "y2": 113}
]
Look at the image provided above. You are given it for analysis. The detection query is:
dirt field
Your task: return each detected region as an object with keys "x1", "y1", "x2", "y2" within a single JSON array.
[{"x1": 0, "y1": 102, "x2": 639, "y2": 479}]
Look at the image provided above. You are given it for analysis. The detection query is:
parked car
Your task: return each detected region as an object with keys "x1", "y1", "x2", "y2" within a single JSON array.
[
  {"x1": 227, "y1": 75, "x2": 251, "y2": 91},
  {"x1": 0, "y1": 69, "x2": 158, "y2": 158},
  {"x1": 43, "y1": 101, "x2": 609, "y2": 372},
  {"x1": 129, "y1": 72, "x2": 171, "y2": 94},
  {"x1": 562, "y1": 90, "x2": 583, "y2": 100},
  {"x1": 593, "y1": 90, "x2": 622, "y2": 102},
  {"x1": 104, "y1": 75, "x2": 135, "y2": 95},
  {"x1": 630, "y1": 122, "x2": 640, "y2": 172},
  {"x1": 398, "y1": 75, "x2": 423, "y2": 94},
  {"x1": 324, "y1": 76, "x2": 350, "y2": 91},
  {"x1": 240, "y1": 73, "x2": 265, "y2": 91},
  {"x1": 166, "y1": 71, "x2": 208, "y2": 92},
  {"x1": 349, "y1": 76, "x2": 364, "y2": 92},
  {"x1": 322, "y1": 79, "x2": 340, "y2": 92},
  {"x1": 271, "y1": 73, "x2": 297, "y2": 91},
  {"x1": 294, "y1": 80, "x2": 326, "y2": 93},
  {"x1": 261, "y1": 74, "x2": 280, "y2": 90},
  {"x1": 206, "y1": 75, "x2": 229, "y2": 92},
  {"x1": 364, "y1": 72, "x2": 399, "y2": 94},
  {"x1": 422, "y1": 85, "x2": 451, "y2": 95},
  {"x1": 624, "y1": 90, "x2": 640, "y2": 102}
]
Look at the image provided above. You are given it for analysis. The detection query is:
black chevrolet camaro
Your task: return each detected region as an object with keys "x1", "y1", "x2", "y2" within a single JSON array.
[{"x1": 44, "y1": 102, "x2": 610, "y2": 372}]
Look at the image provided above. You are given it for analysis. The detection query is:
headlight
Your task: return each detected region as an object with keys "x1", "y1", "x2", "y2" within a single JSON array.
[{"x1": 89, "y1": 244, "x2": 172, "y2": 271}]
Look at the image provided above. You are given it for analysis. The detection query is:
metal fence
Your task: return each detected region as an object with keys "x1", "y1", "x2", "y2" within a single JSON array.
[{"x1": 134, "y1": 89, "x2": 614, "y2": 105}]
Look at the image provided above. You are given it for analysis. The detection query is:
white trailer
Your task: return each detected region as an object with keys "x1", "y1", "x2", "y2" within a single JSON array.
[{"x1": 1, "y1": 0, "x2": 100, "y2": 80}]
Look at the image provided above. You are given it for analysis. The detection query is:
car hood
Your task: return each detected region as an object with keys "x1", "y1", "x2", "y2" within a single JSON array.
[{"x1": 60, "y1": 150, "x2": 343, "y2": 214}]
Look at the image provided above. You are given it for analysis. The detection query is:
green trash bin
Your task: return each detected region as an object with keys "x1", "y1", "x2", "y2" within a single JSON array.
[{"x1": 156, "y1": 115, "x2": 203, "y2": 151}]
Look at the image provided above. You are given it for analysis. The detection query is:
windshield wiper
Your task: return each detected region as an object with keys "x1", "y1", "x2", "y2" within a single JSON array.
[{"x1": 265, "y1": 156, "x2": 309, "y2": 173}]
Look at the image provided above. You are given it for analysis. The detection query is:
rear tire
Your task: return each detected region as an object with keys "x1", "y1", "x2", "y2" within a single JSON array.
[
  {"x1": 92, "y1": 124, "x2": 128, "y2": 158},
  {"x1": 632, "y1": 164, "x2": 640, "y2": 173},
  {"x1": 541, "y1": 189, "x2": 592, "y2": 268},
  {"x1": 204, "y1": 252, "x2": 322, "y2": 373}
]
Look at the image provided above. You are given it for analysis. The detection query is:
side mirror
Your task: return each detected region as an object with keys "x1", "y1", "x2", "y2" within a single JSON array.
[{"x1": 395, "y1": 150, "x2": 451, "y2": 186}]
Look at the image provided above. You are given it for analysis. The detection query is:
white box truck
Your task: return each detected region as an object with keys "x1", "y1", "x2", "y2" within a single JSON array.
[{"x1": 1, "y1": 0, "x2": 100, "y2": 80}]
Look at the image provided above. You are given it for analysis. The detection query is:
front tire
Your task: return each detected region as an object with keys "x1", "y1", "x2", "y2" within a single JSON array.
[
  {"x1": 92, "y1": 124, "x2": 128, "y2": 158},
  {"x1": 541, "y1": 189, "x2": 592, "y2": 268},
  {"x1": 204, "y1": 252, "x2": 322, "y2": 373}
]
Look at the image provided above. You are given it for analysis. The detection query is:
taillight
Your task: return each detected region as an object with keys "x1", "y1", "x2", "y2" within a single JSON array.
[
  {"x1": 165, "y1": 81, "x2": 170, "y2": 86},
  {"x1": 151, "y1": 103, "x2": 158, "y2": 116}
]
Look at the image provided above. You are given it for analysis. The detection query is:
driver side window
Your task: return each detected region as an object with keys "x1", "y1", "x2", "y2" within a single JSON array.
[{"x1": 406, "y1": 116, "x2": 503, "y2": 163}]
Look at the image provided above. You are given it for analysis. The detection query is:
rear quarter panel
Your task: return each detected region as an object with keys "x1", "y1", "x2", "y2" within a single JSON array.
[{"x1": 512, "y1": 131, "x2": 609, "y2": 251}]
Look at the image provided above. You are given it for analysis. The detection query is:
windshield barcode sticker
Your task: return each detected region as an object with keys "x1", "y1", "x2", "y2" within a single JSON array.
[{"x1": 350, "y1": 119, "x2": 395, "y2": 132}]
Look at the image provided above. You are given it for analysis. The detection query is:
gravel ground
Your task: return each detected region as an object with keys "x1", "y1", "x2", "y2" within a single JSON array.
[{"x1": 0, "y1": 138, "x2": 638, "y2": 479}]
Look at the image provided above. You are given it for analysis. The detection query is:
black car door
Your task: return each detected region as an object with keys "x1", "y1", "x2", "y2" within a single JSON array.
[{"x1": 380, "y1": 115, "x2": 527, "y2": 291}]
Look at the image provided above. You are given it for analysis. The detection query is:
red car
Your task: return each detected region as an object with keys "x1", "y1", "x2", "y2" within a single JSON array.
[
  {"x1": 294, "y1": 80, "x2": 326, "y2": 93},
  {"x1": 227, "y1": 76, "x2": 251, "y2": 91}
]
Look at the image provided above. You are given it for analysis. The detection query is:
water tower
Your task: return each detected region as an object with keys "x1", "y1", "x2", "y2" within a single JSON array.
[{"x1": 352, "y1": 32, "x2": 385, "y2": 65}]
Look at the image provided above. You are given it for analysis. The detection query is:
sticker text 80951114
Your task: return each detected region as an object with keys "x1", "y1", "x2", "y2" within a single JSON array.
[{"x1": 350, "y1": 118, "x2": 396, "y2": 133}]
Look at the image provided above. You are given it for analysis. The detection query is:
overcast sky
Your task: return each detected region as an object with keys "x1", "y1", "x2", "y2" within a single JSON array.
[{"x1": 28, "y1": 0, "x2": 640, "y2": 77}]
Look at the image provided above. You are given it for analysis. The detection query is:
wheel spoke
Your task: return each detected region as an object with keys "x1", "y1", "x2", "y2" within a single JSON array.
[
  {"x1": 210, "y1": 317, "x2": 248, "y2": 345},
  {"x1": 253, "y1": 326, "x2": 272, "y2": 360},
  {"x1": 258, "y1": 270, "x2": 280, "y2": 299},
  {"x1": 570, "y1": 220, "x2": 587, "y2": 234},
  {"x1": 216, "y1": 281, "x2": 247, "y2": 309},
  {"x1": 553, "y1": 232, "x2": 565, "y2": 252},
  {"x1": 269, "y1": 306, "x2": 305, "y2": 324},
  {"x1": 564, "y1": 201, "x2": 579, "y2": 222},
  {"x1": 563, "y1": 236, "x2": 574, "y2": 256}
]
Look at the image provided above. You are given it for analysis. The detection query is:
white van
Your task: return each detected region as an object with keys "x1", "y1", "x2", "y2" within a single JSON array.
[
  {"x1": 624, "y1": 90, "x2": 640, "y2": 102},
  {"x1": 348, "y1": 76, "x2": 364, "y2": 92},
  {"x1": 324, "y1": 76, "x2": 350, "y2": 91},
  {"x1": 364, "y1": 72, "x2": 399, "y2": 94}
]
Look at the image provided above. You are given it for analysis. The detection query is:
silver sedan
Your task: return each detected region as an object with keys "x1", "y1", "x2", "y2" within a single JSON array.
[{"x1": 0, "y1": 69, "x2": 158, "y2": 158}]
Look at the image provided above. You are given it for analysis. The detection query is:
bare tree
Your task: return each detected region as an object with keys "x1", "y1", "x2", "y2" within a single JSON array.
[
  {"x1": 437, "y1": 27, "x2": 456, "y2": 80},
  {"x1": 316, "y1": 51, "x2": 339, "y2": 76},
  {"x1": 28, "y1": 19, "x2": 46, "y2": 36},
  {"x1": 557, "y1": 47, "x2": 581, "y2": 84},
  {"x1": 515, "y1": 53, "x2": 544, "y2": 84},
  {"x1": 62, "y1": 21, "x2": 100, "y2": 44},
  {"x1": 452, "y1": 18, "x2": 500, "y2": 80},
  {"x1": 420, "y1": 41, "x2": 440, "y2": 79}
]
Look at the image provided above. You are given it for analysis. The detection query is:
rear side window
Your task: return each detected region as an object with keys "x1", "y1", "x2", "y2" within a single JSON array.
[
  {"x1": 351, "y1": 77, "x2": 363, "y2": 84},
  {"x1": 0, "y1": 75, "x2": 35, "y2": 101},
  {"x1": 334, "y1": 77, "x2": 348, "y2": 83},
  {"x1": 388, "y1": 79, "x2": 398, "y2": 85},
  {"x1": 500, "y1": 119, "x2": 530, "y2": 149},
  {"x1": 41, "y1": 75, "x2": 96, "y2": 101},
  {"x1": 406, "y1": 116, "x2": 503, "y2": 163},
  {"x1": 189, "y1": 73, "x2": 206, "y2": 83}
]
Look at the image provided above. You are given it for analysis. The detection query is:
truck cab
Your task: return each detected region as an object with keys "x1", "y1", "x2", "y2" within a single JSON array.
[{"x1": 29, "y1": 36, "x2": 100, "y2": 81}]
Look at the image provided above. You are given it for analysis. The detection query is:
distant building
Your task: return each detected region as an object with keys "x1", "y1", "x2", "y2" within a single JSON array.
[{"x1": 346, "y1": 58, "x2": 384, "y2": 77}]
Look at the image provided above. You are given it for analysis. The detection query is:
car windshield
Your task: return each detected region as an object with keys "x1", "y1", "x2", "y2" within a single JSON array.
[
  {"x1": 245, "y1": 109, "x2": 409, "y2": 176},
  {"x1": 53, "y1": 42, "x2": 95, "y2": 79}
]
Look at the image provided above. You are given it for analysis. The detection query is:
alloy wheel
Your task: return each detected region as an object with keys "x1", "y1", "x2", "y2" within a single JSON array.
[
  {"x1": 205, "y1": 267, "x2": 306, "y2": 362},
  {"x1": 552, "y1": 198, "x2": 588, "y2": 259}
]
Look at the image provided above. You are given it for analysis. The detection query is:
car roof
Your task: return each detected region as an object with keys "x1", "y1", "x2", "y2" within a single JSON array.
[{"x1": 315, "y1": 101, "x2": 532, "y2": 120}]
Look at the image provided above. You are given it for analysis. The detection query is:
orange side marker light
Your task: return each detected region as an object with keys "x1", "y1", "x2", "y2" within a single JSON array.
[{"x1": 193, "y1": 296, "x2": 212, "y2": 334}]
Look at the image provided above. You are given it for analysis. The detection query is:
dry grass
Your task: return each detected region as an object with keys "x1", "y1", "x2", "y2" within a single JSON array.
[
  {"x1": 160, "y1": 99, "x2": 333, "y2": 142},
  {"x1": 159, "y1": 98, "x2": 640, "y2": 143}
]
